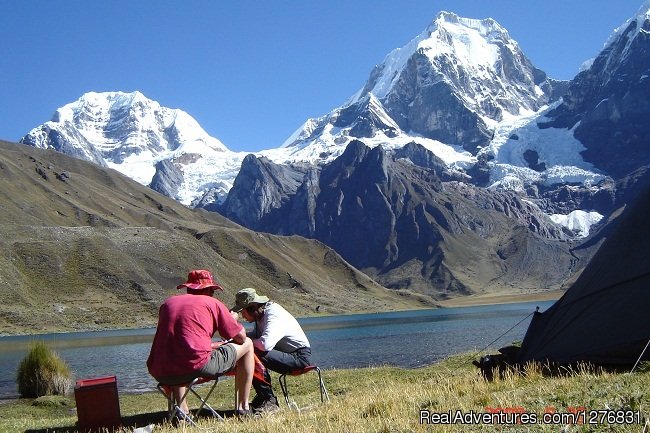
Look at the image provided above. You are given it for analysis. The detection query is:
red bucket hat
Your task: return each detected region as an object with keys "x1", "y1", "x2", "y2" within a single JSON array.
[{"x1": 177, "y1": 269, "x2": 224, "y2": 291}]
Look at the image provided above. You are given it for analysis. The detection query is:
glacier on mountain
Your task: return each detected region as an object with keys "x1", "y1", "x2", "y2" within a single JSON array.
[
  {"x1": 550, "y1": 210, "x2": 604, "y2": 238},
  {"x1": 483, "y1": 104, "x2": 606, "y2": 190}
]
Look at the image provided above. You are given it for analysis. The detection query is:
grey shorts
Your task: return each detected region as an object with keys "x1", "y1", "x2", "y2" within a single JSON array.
[
  {"x1": 197, "y1": 343, "x2": 238, "y2": 377},
  {"x1": 155, "y1": 343, "x2": 237, "y2": 385}
]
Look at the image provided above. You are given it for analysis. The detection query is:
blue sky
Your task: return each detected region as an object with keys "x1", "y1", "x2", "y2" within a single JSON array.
[{"x1": 0, "y1": 1, "x2": 645, "y2": 152}]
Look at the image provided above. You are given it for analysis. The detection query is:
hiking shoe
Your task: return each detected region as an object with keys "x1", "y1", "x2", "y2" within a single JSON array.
[
  {"x1": 172, "y1": 412, "x2": 195, "y2": 427},
  {"x1": 251, "y1": 394, "x2": 277, "y2": 409},
  {"x1": 253, "y1": 397, "x2": 280, "y2": 414},
  {"x1": 235, "y1": 408, "x2": 254, "y2": 419},
  {"x1": 250, "y1": 394, "x2": 265, "y2": 410}
]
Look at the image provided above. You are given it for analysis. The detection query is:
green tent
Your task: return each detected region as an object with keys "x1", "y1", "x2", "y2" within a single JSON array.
[{"x1": 517, "y1": 184, "x2": 650, "y2": 366}]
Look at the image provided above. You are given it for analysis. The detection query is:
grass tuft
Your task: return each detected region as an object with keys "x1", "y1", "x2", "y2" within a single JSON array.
[{"x1": 16, "y1": 341, "x2": 73, "y2": 398}]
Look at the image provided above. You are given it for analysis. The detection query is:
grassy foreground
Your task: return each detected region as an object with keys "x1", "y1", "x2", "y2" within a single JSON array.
[{"x1": 1, "y1": 354, "x2": 648, "y2": 433}]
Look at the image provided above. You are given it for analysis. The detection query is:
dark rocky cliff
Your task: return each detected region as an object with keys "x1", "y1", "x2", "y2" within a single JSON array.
[
  {"x1": 543, "y1": 15, "x2": 650, "y2": 179},
  {"x1": 219, "y1": 141, "x2": 576, "y2": 297}
]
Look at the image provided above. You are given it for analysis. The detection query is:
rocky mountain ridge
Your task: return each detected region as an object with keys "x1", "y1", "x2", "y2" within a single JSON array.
[
  {"x1": 287, "y1": 12, "x2": 567, "y2": 155},
  {"x1": 220, "y1": 141, "x2": 576, "y2": 297},
  {"x1": 541, "y1": 2, "x2": 650, "y2": 178}
]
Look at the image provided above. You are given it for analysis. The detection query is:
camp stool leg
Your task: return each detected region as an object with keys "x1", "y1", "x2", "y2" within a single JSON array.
[
  {"x1": 278, "y1": 365, "x2": 330, "y2": 411},
  {"x1": 157, "y1": 381, "x2": 198, "y2": 427},
  {"x1": 157, "y1": 377, "x2": 224, "y2": 426},
  {"x1": 189, "y1": 377, "x2": 224, "y2": 420}
]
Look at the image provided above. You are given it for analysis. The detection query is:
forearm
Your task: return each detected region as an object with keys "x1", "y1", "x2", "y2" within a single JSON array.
[
  {"x1": 232, "y1": 328, "x2": 248, "y2": 345},
  {"x1": 252, "y1": 337, "x2": 269, "y2": 352}
]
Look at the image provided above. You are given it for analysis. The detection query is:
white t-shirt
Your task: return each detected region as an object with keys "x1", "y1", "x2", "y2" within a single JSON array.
[{"x1": 249, "y1": 302, "x2": 310, "y2": 352}]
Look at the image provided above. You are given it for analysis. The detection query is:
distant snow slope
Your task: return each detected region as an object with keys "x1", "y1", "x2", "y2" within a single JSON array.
[{"x1": 550, "y1": 210, "x2": 604, "y2": 238}]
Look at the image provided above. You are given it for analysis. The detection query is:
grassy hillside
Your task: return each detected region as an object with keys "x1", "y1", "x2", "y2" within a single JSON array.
[{"x1": 0, "y1": 140, "x2": 433, "y2": 335}]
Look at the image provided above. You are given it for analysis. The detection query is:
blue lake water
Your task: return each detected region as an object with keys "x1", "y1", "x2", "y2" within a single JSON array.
[{"x1": 0, "y1": 300, "x2": 554, "y2": 398}]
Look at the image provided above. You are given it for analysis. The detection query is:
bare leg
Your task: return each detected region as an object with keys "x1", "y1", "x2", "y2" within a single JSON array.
[
  {"x1": 172, "y1": 386, "x2": 190, "y2": 414},
  {"x1": 231, "y1": 338, "x2": 254, "y2": 411}
]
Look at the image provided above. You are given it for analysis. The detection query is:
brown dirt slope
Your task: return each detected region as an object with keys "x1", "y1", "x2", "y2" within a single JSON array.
[{"x1": 0, "y1": 140, "x2": 432, "y2": 335}]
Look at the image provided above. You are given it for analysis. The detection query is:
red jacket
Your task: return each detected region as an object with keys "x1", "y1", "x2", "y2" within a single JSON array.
[{"x1": 147, "y1": 294, "x2": 243, "y2": 379}]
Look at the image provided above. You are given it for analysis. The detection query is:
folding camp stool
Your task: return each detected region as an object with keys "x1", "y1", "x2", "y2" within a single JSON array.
[
  {"x1": 156, "y1": 376, "x2": 224, "y2": 426},
  {"x1": 278, "y1": 365, "x2": 330, "y2": 410}
]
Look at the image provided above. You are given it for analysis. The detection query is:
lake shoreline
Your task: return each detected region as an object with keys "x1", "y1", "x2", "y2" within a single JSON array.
[
  {"x1": 438, "y1": 289, "x2": 564, "y2": 308},
  {"x1": 0, "y1": 291, "x2": 562, "y2": 338}
]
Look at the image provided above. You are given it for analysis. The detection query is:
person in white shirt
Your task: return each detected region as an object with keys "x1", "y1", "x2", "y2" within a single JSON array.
[{"x1": 231, "y1": 287, "x2": 311, "y2": 413}]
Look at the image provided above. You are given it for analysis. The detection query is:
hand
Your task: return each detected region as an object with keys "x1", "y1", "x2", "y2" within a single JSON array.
[
  {"x1": 230, "y1": 310, "x2": 240, "y2": 321},
  {"x1": 211, "y1": 340, "x2": 225, "y2": 349}
]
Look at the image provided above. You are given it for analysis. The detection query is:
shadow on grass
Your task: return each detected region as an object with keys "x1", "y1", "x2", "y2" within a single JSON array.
[{"x1": 24, "y1": 408, "x2": 241, "y2": 432}]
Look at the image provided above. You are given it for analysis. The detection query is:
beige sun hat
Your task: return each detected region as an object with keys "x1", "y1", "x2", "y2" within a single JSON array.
[{"x1": 231, "y1": 288, "x2": 269, "y2": 312}]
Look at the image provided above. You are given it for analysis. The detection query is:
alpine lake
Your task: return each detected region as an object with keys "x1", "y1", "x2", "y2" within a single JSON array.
[{"x1": 0, "y1": 300, "x2": 554, "y2": 399}]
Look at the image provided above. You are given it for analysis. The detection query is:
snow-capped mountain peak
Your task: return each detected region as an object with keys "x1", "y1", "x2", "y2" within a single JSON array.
[
  {"x1": 351, "y1": 11, "x2": 523, "y2": 107},
  {"x1": 278, "y1": 10, "x2": 558, "y2": 176},
  {"x1": 52, "y1": 90, "x2": 227, "y2": 154},
  {"x1": 22, "y1": 5, "x2": 645, "y2": 227},
  {"x1": 21, "y1": 91, "x2": 230, "y2": 187},
  {"x1": 427, "y1": 12, "x2": 515, "y2": 70}
]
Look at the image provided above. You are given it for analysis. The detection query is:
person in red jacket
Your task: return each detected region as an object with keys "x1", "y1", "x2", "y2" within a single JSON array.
[{"x1": 147, "y1": 270, "x2": 254, "y2": 416}]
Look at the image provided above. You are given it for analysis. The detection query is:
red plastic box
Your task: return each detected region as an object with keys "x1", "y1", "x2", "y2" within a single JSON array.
[{"x1": 74, "y1": 376, "x2": 122, "y2": 432}]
